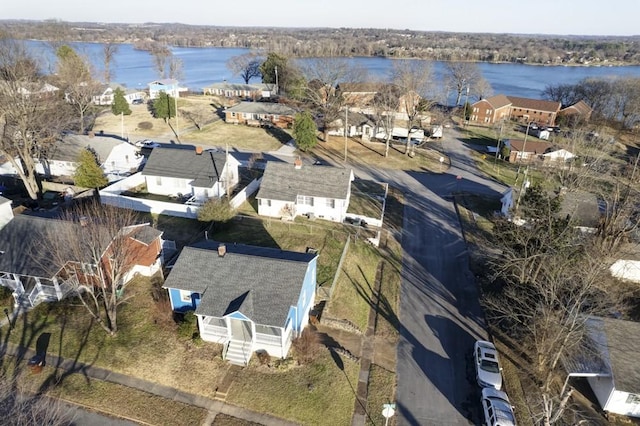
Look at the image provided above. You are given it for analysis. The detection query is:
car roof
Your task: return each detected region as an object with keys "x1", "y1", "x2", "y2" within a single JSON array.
[{"x1": 483, "y1": 389, "x2": 515, "y2": 426}]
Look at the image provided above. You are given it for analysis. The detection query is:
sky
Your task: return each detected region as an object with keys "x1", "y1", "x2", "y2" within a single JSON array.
[{"x1": 2, "y1": 0, "x2": 639, "y2": 36}]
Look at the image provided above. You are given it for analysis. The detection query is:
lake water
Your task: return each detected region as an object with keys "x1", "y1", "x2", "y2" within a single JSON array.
[{"x1": 26, "y1": 40, "x2": 640, "y2": 102}]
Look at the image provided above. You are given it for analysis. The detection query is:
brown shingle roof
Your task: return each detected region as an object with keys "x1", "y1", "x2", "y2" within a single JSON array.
[
  {"x1": 508, "y1": 139, "x2": 551, "y2": 154},
  {"x1": 483, "y1": 94, "x2": 512, "y2": 109},
  {"x1": 337, "y1": 82, "x2": 385, "y2": 93},
  {"x1": 507, "y1": 96, "x2": 561, "y2": 113},
  {"x1": 559, "y1": 100, "x2": 592, "y2": 116}
]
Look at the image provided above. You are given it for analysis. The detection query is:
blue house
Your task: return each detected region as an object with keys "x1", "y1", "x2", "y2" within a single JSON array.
[
  {"x1": 148, "y1": 79, "x2": 181, "y2": 99},
  {"x1": 163, "y1": 241, "x2": 318, "y2": 365}
]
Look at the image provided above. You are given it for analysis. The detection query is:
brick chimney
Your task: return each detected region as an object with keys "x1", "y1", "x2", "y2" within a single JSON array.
[
  {"x1": 294, "y1": 157, "x2": 302, "y2": 169},
  {"x1": 218, "y1": 243, "x2": 226, "y2": 257},
  {"x1": 195, "y1": 146, "x2": 203, "y2": 155}
]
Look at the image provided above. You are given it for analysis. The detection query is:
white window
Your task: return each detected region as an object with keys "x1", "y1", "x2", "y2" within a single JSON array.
[
  {"x1": 180, "y1": 290, "x2": 192, "y2": 303},
  {"x1": 156, "y1": 176, "x2": 162, "y2": 186},
  {"x1": 297, "y1": 195, "x2": 314, "y2": 206},
  {"x1": 326, "y1": 198, "x2": 335, "y2": 208}
]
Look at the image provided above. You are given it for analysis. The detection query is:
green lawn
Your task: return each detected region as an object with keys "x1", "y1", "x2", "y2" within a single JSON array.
[
  {"x1": 348, "y1": 180, "x2": 387, "y2": 220},
  {"x1": 365, "y1": 365, "x2": 397, "y2": 426}
]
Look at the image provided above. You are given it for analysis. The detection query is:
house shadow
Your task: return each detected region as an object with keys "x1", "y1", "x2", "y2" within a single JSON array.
[{"x1": 265, "y1": 126, "x2": 293, "y2": 145}]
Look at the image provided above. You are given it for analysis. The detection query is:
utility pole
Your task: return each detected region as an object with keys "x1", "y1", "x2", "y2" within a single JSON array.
[
  {"x1": 175, "y1": 94, "x2": 180, "y2": 141},
  {"x1": 515, "y1": 121, "x2": 532, "y2": 184},
  {"x1": 494, "y1": 120, "x2": 504, "y2": 171},
  {"x1": 275, "y1": 65, "x2": 279, "y2": 95},
  {"x1": 344, "y1": 107, "x2": 348, "y2": 163},
  {"x1": 120, "y1": 111, "x2": 124, "y2": 139}
]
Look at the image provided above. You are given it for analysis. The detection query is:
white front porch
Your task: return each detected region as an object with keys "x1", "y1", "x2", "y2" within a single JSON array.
[
  {"x1": 0, "y1": 272, "x2": 75, "y2": 308},
  {"x1": 197, "y1": 315, "x2": 294, "y2": 365}
]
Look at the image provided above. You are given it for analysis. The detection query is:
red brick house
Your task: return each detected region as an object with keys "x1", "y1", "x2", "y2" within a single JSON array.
[
  {"x1": 224, "y1": 101, "x2": 296, "y2": 128},
  {"x1": 469, "y1": 95, "x2": 512, "y2": 125},
  {"x1": 558, "y1": 100, "x2": 592, "y2": 123},
  {"x1": 507, "y1": 96, "x2": 561, "y2": 126},
  {"x1": 469, "y1": 95, "x2": 562, "y2": 126}
]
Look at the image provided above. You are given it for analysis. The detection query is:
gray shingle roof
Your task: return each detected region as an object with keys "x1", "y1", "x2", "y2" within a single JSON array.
[
  {"x1": 141, "y1": 146, "x2": 228, "y2": 186},
  {"x1": 0, "y1": 215, "x2": 77, "y2": 277},
  {"x1": 163, "y1": 241, "x2": 317, "y2": 327},
  {"x1": 47, "y1": 135, "x2": 126, "y2": 163},
  {"x1": 126, "y1": 224, "x2": 163, "y2": 245},
  {"x1": 256, "y1": 162, "x2": 353, "y2": 202},
  {"x1": 583, "y1": 317, "x2": 640, "y2": 394},
  {"x1": 507, "y1": 96, "x2": 561, "y2": 113},
  {"x1": 225, "y1": 101, "x2": 296, "y2": 116}
]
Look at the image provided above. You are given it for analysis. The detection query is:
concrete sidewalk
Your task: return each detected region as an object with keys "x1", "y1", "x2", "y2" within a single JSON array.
[{"x1": 0, "y1": 340, "x2": 299, "y2": 426}]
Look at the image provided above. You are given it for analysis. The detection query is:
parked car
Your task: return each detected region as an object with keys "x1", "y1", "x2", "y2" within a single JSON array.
[
  {"x1": 39, "y1": 191, "x2": 64, "y2": 209},
  {"x1": 474, "y1": 340, "x2": 503, "y2": 390},
  {"x1": 134, "y1": 139, "x2": 161, "y2": 149},
  {"x1": 481, "y1": 387, "x2": 516, "y2": 426},
  {"x1": 131, "y1": 98, "x2": 144, "y2": 105}
]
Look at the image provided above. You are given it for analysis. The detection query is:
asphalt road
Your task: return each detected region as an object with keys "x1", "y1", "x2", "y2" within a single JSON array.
[{"x1": 357, "y1": 130, "x2": 506, "y2": 425}]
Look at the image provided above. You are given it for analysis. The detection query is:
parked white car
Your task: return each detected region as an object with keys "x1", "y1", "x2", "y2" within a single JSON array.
[
  {"x1": 481, "y1": 387, "x2": 516, "y2": 426},
  {"x1": 134, "y1": 139, "x2": 161, "y2": 149},
  {"x1": 474, "y1": 340, "x2": 503, "y2": 390}
]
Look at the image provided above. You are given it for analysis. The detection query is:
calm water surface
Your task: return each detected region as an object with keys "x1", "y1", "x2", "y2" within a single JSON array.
[{"x1": 26, "y1": 41, "x2": 640, "y2": 102}]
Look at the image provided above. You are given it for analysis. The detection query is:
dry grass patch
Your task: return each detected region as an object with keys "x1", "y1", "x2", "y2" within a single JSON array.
[
  {"x1": 183, "y1": 120, "x2": 287, "y2": 152},
  {"x1": 7, "y1": 275, "x2": 226, "y2": 399},
  {"x1": 326, "y1": 240, "x2": 380, "y2": 332},
  {"x1": 93, "y1": 104, "x2": 174, "y2": 140},
  {"x1": 316, "y1": 136, "x2": 445, "y2": 171},
  {"x1": 228, "y1": 348, "x2": 359, "y2": 425},
  {"x1": 15, "y1": 367, "x2": 207, "y2": 426},
  {"x1": 213, "y1": 414, "x2": 263, "y2": 426},
  {"x1": 365, "y1": 365, "x2": 396, "y2": 426}
]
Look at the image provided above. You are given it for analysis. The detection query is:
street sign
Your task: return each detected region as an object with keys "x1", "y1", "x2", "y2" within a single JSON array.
[{"x1": 382, "y1": 403, "x2": 396, "y2": 418}]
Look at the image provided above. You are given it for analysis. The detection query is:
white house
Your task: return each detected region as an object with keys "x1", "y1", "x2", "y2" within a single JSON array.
[
  {"x1": 327, "y1": 111, "x2": 376, "y2": 141},
  {"x1": 93, "y1": 83, "x2": 145, "y2": 105},
  {"x1": 542, "y1": 148, "x2": 576, "y2": 163},
  {"x1": 256, "y1": 160, "x2": 355, "y2": 223},
  {"x1": 35, "y1": 134, "x2": 142, "y2": 181},
  {"x1": 564, "y1": 317, "x2": 640, "y2": 419},
  {"x1": 140, "y1": 145, "x2": 240, "y2": 204},
  {"x1": 148, "y1": 79, "x2": 182, "y2": 99},
  {"x1": 0, "y1": 135, "x2": 142, "y2": 181},
  {"x1": 203, "y1": 82, "x2": 274, "y2": 99},
  {"x1": 0, "y1": 196, "x2": 12, "y2": 230}
]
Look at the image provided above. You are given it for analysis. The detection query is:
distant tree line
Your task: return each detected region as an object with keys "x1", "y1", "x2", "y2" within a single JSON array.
[{"x1": 2, "y1": 20, "x2": 640, "y2": 65}]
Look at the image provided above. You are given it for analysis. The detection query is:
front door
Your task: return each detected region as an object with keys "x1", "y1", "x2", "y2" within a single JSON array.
[{"x1": 229, "y1": 318, "x2": 252, "y2": 342}]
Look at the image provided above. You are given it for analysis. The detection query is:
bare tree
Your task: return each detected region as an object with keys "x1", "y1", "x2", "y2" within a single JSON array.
[
  {"x1": 149, "y1": 43, "x2": 171, "y2": 79},
  {"x1": 486, "y1": 188, "x2": 625, "y2": 424},
  {"x1": 300, "y1": 57, "x2": 366, "y2": 142},
  {"x1": 102, "y1": 42, "x2": 119, "y2": 83},
  {"x1": 0, "y1": 37, "x2": 73, "y2": 200},
  {"x1": 40, "y1": 201, "x2": 147, "y2": 336},
  {"x1": 226, "y1": 52, "x2": 262, "y2": 84},
  {"x1": 445, "y1": 62, "x2": 480, "y2": 106},
  {"x1": 473, "y1": 76, "x2": 493, "y2": 101},
  {"x1": 391, "y1": 60, "x2": 434, "y2": 155},
  {"x1": 372, "y1": 83, "x2": 401, "y2": 157},
  {"x1": 54, "y1": 45, "x2": 101, "y2": 133},
  {"x1": 168, "y1": 56, "x2": 183, "y2": 81}
]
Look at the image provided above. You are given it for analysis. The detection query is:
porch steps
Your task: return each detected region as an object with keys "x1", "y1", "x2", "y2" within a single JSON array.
[{"x1": 224, "y1": 340, "x2": 252, "y2": 366}]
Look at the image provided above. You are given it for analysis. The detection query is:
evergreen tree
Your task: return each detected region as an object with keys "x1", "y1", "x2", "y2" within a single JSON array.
[
  {"x1": 292, "y1": 111, "x2": 317, "y2": 151},
  {"x1": 111, "y1": 88, "x2": 131, "y2": 116},
  {"x1": 74, "y1": 149, "x2": 108, "y2": 188},
  {"x1": 152, "y1": 92, "x2": 175, "y2": 121}
]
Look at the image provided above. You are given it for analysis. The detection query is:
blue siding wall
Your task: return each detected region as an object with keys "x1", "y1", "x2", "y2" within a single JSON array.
[
  {"x1": 290, "y1": 257, "x2": 317, "y2": 331},
  {"x1": 168, "y1": 288, "x2": 200, "y2": 313}
]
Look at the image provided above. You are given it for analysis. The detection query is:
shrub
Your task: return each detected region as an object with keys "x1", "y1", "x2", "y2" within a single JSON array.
[
  {"x1": 138, "y1": 121, "x2": 153, "y2": 130},
  {"x1": 292, "y1": 328, "x2": 321, "y2": 365},
  {"x1": 197, "y1": 198, "x2": 236, "y2": 223},
  {"x1": 178, "y1": 311, "x2": 199, "y2": 339},
  {"x1": 255, "y1": 350, "x2": 271, "y2": 366}
]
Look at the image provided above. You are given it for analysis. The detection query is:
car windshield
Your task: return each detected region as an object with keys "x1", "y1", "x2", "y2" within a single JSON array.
[{"x1": 480, "y1": 359, "x2": 500, "y2": 373}]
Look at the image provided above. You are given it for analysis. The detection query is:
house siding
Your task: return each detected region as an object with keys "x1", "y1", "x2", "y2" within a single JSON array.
[
  {"x1": 588, "y1": 376, "x2": 615, "y2": 412},
  {"x1": 604, "y1": 389, "x2": 640, "y2": 417},
  {"x1": 146, "y1": 176, "x2": 193, "y2": 197},
  {"x1": 292, "y1": 257, "x2": 317, "y2": 332},
  {"x1": 168, "y1": 288, "x2": 200, "y2": 312},
  {"x1": 257, "y1": 199, "x2": 293, "y2": 219}
]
